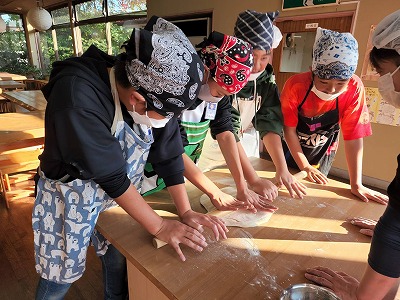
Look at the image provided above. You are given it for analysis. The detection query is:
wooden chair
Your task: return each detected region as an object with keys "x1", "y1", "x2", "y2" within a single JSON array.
[
  {"x1": 0, "y1": 148, "x2": 42, "y2": 208},
  {"x1": 0, "y1": 99, "x2": 16, "y2": 113},
  {"x1": 24, "y1": 79, "x2": 48, "y2": 91},
  {"x1": 0, "y1": 87, "x2": 16, "y2": 113},
  {"x1": 0, "y1": 89, "x2": 5, "y2": 113}
]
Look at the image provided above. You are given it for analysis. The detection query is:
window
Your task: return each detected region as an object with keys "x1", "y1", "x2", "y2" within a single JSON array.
[
  {"x1": 108, "y1": 0, "x2": 146, "y2": 16},
  {"x1": 35, "y1": 0, "x2": 147, "y2": 75},
  {"x1": 0, "y1": 13, "x2": 28, "y2": 72},
  {"x1": 52, "y1": 6, "x2": 70, "y2": 25},
  {"x1": 36, "y1": 6, "x2": 74, "y2": 73},
  {"x1": 74, "y1": 0, "x2": 146, "y2": 55},
  {"x1": 53, "y1": 27, "x2": 74, "y2": 61},
  {"x1": 79, "y1": 23, "x2": 108, "y2": 52},
  {"x1": 38, "y1": 30, "x2": 54, "y2": 70},
  {"x1": 109, "y1": 18, "x2": 145, "y2": 56},
  {"x1": 76, "y1": 0, "x2": 104, "y2": 21}
]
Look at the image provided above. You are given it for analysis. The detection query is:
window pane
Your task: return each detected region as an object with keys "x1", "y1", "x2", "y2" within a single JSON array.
[
  {"x1": 108, "y1": 0, "x2": 146, "y2": 15},
  {"x1": 39, "y1": 30, "x2": 56, "y2": 71},
  {"x1": 54, "y1": 27, "x2": 74, "y2": 61},
  {"x1": 76, "y1": 0, "x2": 104, "y2": 21},
  {"x1": 109, "y1": 19, "x2": 145, "y2": 56},
  {"x1": 79, "y1": 23, "x2": 107, "y2": 53},
  {"x1": 0, "y1": 13, "x2": 28, "y2": 70},
  {"x1": 52, "y1": 7, "x2": 70, "y2": 25}
]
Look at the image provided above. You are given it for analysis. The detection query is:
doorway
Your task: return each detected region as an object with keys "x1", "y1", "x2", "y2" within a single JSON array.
[{"x1": 272, "y1": 12, "x2": 354, "y2": 92}]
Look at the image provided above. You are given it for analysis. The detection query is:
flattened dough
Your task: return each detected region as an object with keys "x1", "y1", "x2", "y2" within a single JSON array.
[{"x1": 200, "y1": 187, "x2": 274, "y2": 228}]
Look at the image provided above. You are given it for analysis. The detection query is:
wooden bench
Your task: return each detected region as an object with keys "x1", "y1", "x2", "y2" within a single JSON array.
[{"x1": 0, "y1": 148, "x2": 42, "y2": 208}]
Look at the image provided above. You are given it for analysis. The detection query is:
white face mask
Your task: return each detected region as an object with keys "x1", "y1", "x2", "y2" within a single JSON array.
[
  {"x1": 197, "y1": 83, "x2": 223, "y2": 103},
  {"x1": 378, "y1": 65, "x2": 400, "y2": 109},
  {"x1": 311, "y1": 85, "x2": 344, "y2": 101},
  {"x1": 127, "y1": 106, "x2": 169, "y2": 128},
  {"x1": 248, "y1": 71, "x2": 263, "y2": 81}
]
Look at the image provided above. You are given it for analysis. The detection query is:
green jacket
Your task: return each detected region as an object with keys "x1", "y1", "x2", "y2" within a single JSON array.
[{"x1": 230, "y1": 64, "x2": 283, "y2": 141}]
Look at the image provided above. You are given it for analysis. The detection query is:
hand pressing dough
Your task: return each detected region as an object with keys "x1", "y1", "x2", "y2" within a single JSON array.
[{"x1": 200, "y1": 186, "x2": 274, "y2": 227}]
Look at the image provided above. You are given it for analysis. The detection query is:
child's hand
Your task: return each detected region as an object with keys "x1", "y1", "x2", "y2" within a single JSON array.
[
  {"x1": 210, "y1": 190, "x2": 255, "y2": 212},
  {"x1": 350, "y1": 185, "x2": 388, "y2": 205},
  {"x1": 180, "y1": 210, "x2": 228, "y2": 242},
  {"x1": 236, "y1": 187, "x2": 277, "y2": 213},
  {"x1": 346, "y1": 217, "x2": 377, "y2": 237},
  {"x1": 154, "y1": 219, "x2": 208, "y2": 261},
  {"x1": 303, "y1": 165, "x2": 329, "y2": 184},
  {"x1": 305, "y1": 266, "x2": 359, "y2": 300},
  {"x1": 248, "y1": 177, "x2": 279, "y2": 201},
  {"x1": 275, "y1": 170, "x2": 307, "y2": 199}
]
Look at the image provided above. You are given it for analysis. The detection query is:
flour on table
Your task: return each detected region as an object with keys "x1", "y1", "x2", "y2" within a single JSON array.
[{"x1": 200, "y1": 186, "x2": 274, "y2": 227}]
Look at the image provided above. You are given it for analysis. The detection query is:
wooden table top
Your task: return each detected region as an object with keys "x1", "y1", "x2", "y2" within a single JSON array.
[
  {"x1": 0, "y1": 80, "x2": 25, "y2": 90},
  {"x1": 0, "y1": 72, "x2": 27, "y2": 81},
  {"x1": 96, "y1": 158, "x2": 387, "y2": 299},
  {"x1": 0, "y1": 110, "x2": 45, "y2": 152},
  {"x1": 2, "y1": 90, "x2": 47, "y2": 111}
]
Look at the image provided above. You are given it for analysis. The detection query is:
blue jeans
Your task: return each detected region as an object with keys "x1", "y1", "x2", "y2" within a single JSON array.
[{"x1": 35, "y1": 244, "x2": 128, "y2": 300}]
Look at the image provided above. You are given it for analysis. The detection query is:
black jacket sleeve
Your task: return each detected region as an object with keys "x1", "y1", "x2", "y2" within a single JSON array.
[
  {"x1": 178, "y1": 119, "x2": 189, "y2": 148},
  {"x1": 209, "y1": 96, "x2": 234, "y2": 139},
  {"x1": 41, "y1": 77, "x2": 131, "y2": 198},
  {"x1": 147, "y1": 118, "x2": 185, "y2": 187}
]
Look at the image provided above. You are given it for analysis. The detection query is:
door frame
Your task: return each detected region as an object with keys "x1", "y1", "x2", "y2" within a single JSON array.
[{"x1": 272, "y1": 11, "x2": 356, "y2": 92}]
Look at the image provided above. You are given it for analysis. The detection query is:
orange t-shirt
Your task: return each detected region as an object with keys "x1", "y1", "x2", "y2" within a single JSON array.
[{"x1": 281, "y1": 72, "x2": 372, "y2": 141}]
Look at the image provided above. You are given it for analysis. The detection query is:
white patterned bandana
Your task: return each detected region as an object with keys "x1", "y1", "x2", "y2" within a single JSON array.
[
  {"x1": 234, "y1": 10, "x2": 279, "y2": 51},
  {"x1": 124, "y1": 16, "x2": 204, "y2": 119},
  {"x1": 312, "y1": 27, "x2": 358, "y2": 80},
  {"x1": 372, "y1": 9, "x2": 400, "y2": 54}
]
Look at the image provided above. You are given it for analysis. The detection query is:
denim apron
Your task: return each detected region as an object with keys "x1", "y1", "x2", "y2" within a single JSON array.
[
  {"x1": 32, "y1": 69, "x2": 153, "y2": 283},
  {"x1": 284, "y1": 83, "x2": 340, "y2": 175}
]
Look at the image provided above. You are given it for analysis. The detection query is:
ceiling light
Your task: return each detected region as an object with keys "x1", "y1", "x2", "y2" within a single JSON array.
[{"x1": 27, "y1": 0, "x2": 52, "y2": 32}]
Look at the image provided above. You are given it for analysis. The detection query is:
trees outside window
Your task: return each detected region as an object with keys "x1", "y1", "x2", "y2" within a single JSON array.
[
  {"x1": 79, "y1": 23, "x2": 108, "y2": 53},
  {"x1": 1, "y1": 0, "x2": 146, "y2": 77},
  {"x1": 0, "y1": 13, "x2": 30, "y2": 74}
]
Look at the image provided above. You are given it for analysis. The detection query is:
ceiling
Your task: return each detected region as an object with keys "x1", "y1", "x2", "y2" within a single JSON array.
[{"x1": 0, "y1": 0, "x2": 68, "y2": 14}]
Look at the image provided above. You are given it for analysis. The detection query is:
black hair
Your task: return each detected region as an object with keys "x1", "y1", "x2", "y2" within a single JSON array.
[
  {"x1": 369, "y1": 46, "x2": 400, "y2": 70},
  {"x1": 114, "y1": 52, "x2": 132, "y2": 89}
]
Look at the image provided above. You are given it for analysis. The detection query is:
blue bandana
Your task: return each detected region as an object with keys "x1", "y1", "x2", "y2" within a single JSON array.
[
  {"x1": 234, "y1": 10, "x2": 279, "y2": 51},
  {"x1": 312, "y1": 27, "x2": 358, "y2": 80}
]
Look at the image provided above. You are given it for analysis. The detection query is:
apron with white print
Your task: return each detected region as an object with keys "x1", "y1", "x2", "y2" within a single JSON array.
[
  {"x1": 283, "y1": 83, "x2": 340, "y2": 176},
  {"x1": 32, "y1": 69, "x2": 153, "y2": 283}
]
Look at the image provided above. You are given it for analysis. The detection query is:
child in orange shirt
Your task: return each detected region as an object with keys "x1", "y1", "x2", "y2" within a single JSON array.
[{"x1": 281, "y1": 27, "x2": 387, "y2": 204}]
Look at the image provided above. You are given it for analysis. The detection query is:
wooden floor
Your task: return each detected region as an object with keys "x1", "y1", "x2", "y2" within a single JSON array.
[{"x1": 0, "y1": 175, "x2": 103, "y2": 300}]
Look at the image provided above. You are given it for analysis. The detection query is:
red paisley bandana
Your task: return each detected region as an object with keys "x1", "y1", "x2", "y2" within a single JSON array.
[{"x1": 200, "y1": 32, "x2": 253, "y2": 94}]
